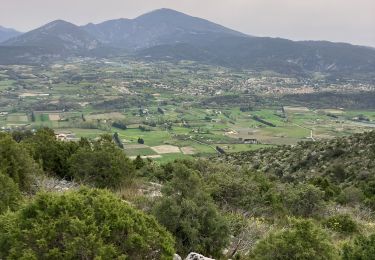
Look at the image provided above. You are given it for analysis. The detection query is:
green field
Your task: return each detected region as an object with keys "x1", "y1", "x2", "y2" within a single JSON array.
[{"x1": 1, "y1": 60, "x2": 374, "y2": 161}]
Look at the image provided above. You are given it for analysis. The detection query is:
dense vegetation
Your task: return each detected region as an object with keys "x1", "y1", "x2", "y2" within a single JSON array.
[
  {"x1": 0, "y1": 188, "x2": 174, "y2": 259},
  {"x1": 0, "y1": 128, "x2": 374, "y2": 259}
]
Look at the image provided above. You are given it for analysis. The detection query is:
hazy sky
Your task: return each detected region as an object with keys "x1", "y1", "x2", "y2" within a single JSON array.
[{"x1": 1, "y1": 0, "x2": 374, "y2": 47}]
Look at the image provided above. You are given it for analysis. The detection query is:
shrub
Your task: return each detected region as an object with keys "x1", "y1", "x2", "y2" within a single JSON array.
[
  {"x1": 0, "y1": 133, "x2": 40, "y2": 192},
  {"x1": 283, "y1": 184, "x2": 325, "y2": 217},
  {"x1": 0, "y1": 172, "x2": 23, "y2": 214},
  {"x1": 251, "y1": 219, "x2": 337, "y2": 260},
  {"x1": 342, "y1": 234, "x2": 375, "y2": 259},
  {"x1": 153, "y1": 163, "x2": 229, "y2": 257},
  {"x1": 324, "y1": 214, "x2": 358, "y2": 234},
  {"x1": 0, "y1": 188, "x2": 175, "y2": 259},
  {"x1": 69, "y1": 141, "x2": 135, "y2": 189}
]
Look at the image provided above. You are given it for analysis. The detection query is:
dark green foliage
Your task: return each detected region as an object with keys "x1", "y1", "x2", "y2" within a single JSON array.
[
  {"x1": 11, "y1": 129, "x2": 33, "y2": 143},
  {"x1": 113, "y1": 132, "x2": 124, "y2": 149},
  {"x1": 342, "y1": 234, "x2": 375, "y2": 260},
  {"x1": 337, "y1": 186, "x2": 365, "y2": 206},
  {"x1": 207, "y1": 169, "x2": 282, "y2": 216},
  {"x1": 138, "y1": 137, "x2": 145, "y2": 144},
  {"x1": 252, "y1": 115, "x2": 276, "y2": 127},
  {"x1": 310, "y1": 177, "x2": 340, "y2": 200},
  {"x1": 133, "y1": 155, "x2": 145, "y2": 170},
  {"x1": 153, "y1": 162, "x2": 229, "y2": 257},
  {"x1": 0, "y1": 133, "x2": 40, "y2": 192},
  {"x1": 251, "y1": 219, "x2": 337, "y2": 260},
  {"x1": 68, "y1": 138, "x2": 135, "y2": 189},
  {"x1": 0, "y1": 188, "x2": 175, "y2": 259},
  {"x1": 219, "y1": 131, "x2": 375, "y2": 210},
  {"x1": 93, "y1": 95, "x2": 151, "y2": 110},
  {"x1": 323, "y1": 214, "x2": 358, "y2": 235},
  {"x1": 24, "y1": 128, "x2": 79, "y2": 178},
  {"x1": 282, "y1": 184, "x2": 325, "y2": 218},
  {"x1": 112, "y1": 120, "x2": 127, "y2": 130},
  {"x1": 158, "y1": 107, "x2": 165, "y2": 114},
  {"x1": 0, "y1": 172, "x2": 22, "y2": 214}
]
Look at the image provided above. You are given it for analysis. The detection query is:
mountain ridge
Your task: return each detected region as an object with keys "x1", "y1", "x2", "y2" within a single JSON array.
[
  {"x1": 1, "y1": 8, "x2": 375, "y2": 78},
  {"x1": 0, "y1": 25, "x2": 22, "y2": 43},
  {"x1": 3, "y1": 20, "x2": 100, "y2": 53},
  {"x1": 82, "y1": 8, "x2": 246, "y2": 50}
]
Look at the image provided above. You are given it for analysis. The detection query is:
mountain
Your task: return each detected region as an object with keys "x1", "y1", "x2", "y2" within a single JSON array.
[
  {"x1": 2, "y1": 20, "x2": 100, "y2": 54},
  {"x1": 137, "y1": 36, "x2": 375, "y2": 76},
  {"x1": 82, "y1": 8, "x2": 245, "y2": 50},
  {"x1": 1, "y1": 8, "x2": 375, "y2": 78},
  {"x1": 0, "y1": 26, "x2": 21, "y2": 43}
]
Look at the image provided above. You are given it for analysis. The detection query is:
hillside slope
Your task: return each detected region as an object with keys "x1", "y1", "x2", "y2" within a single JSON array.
[
  {"x1": 0, "y1": 26, "x2": 21, "y2": 43},
  {"x1": 219, "y1": 131, "x2": 375, "y2": 181},
  {"x1": 82, "y1": 8, "x2": 245, "y2": 50},
  {"x1": 2, "y1": 20, "x2": 100, "y2": 54}
]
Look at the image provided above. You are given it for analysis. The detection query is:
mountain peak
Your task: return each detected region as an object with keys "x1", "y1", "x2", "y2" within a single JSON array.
[
  {"x1": 0, "y1": 26, "x2": 22, "y2": 43},
  {"x1": 135, "y1": 8, "x2": 197, "y2": 22},
  {"x1": 2, "y1": 19, "x2": 100, "y2": 52},
  {"x1": 138, "y1": 8, "x2": 186, "y2": 17},
  {"x1": 40, "y1": 20, "x2": 78, "y2": 30}
]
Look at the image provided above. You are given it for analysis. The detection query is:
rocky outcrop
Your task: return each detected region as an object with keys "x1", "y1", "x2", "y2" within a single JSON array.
[{"x1": 185, "y1": 252, "x2": 215, "y2": 260}]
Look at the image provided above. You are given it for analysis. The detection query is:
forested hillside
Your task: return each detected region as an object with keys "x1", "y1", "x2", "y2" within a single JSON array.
[{"x1": 1, "y1": 129, "x2": 375, "y2": 259}]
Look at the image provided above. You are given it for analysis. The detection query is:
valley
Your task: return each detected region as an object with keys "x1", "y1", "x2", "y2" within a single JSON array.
[
  {"x1": 1, "y1": 4, "x2": 375, "y2": 259},
  {"x1": 1, "y1": 58, "x2": 374, "y2": 162}
]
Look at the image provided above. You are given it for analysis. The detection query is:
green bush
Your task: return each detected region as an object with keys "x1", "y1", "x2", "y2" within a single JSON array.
[
  {"x1": 0, "y1": 188, "x2": 175, "y2": 259},
  {"x1": 324, "y1": 214, "x2": 358, "y2": 235},
  {"x1": 342, "y1": 233, "x2": 375, "y2": 259},
  {"x1": 283, "y1": 184, "x2": 325, "y2": 217},
  {"x1": 0, "y1": 133, "x2": 40, "y2": 192},
  {"x1": 24, "y1": 128, "x2": 79, "y2": 178},
  {"x1": 69, "y1": 140, "x2": 135, "y2": 189},
  {"x1": 0, "y1": 172, "x2": 23, "y2": 214},
  {"x1": 250, "y1": 219, "x2": 337, "y2": 260},
  {"x1": 153, "y1": 162, "x2": 229, "y2": 257}
]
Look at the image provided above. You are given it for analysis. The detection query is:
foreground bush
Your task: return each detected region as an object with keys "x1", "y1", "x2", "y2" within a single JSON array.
[
  {"x1": 250, "y1": 219, "x2": 337, "y2": 260},
  {"x1": 342, "y1": 233, "x2": 375, "y2": 259},
  {"x1": 0, "y1": 172, "x2": 22, "y2": 214},
  {"x1": 69, "y1": 138, "x2": 135, "y2": 189},
  {"x1": 0, "y1": 188, "x2": 175, "y2": 259},
  {"x1": 324, "y1": 214, "x2": 358, "y2": 235},
  {"x1": 153, "y1": 163, "x2": 229, "y2": 257}
]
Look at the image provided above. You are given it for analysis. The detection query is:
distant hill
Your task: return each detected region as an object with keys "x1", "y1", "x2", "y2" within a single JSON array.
[
  {"x1": 2, "y1": 20, "x2": 100, "y2": 54},
  {"x1": 1, "y1": 8, "x2": 375, "y2": 78},
  {"x1": 137, "y1": 36, "x2": 375, "y2": 76},
  {"x1": 82, "y1": 8, "x2": 245, "y2": 50},
  {"x1": 0, "y1": 26, "x2": 21, "y2": 43}
]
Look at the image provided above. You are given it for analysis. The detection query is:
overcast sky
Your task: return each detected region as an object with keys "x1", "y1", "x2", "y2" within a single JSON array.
[{"x1": 1, "y1": 0, "x2": 374, "y2": 47}]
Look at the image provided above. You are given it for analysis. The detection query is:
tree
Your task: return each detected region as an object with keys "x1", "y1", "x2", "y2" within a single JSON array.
[
  {"x1": 69, "y1": 140, "x2": 135, "y2": 189},
  {"x1": 0, "y1": 172, "x2": 22, "y2": 214},
  {"x1": 153, "y1": 163, "x2": 229, "y2": 257},
  {"x1": 0, "y1": 188, "x2": 175, "y2": 259},
  {"x1": 113, "y1": 132, "x2": 124, "y2": 149},
  {"x1": 24, "y1": 128, "x2": 79, "y2": 178},
  {"x1": 250, "y1": 219, "x2": 337, "y2": 260},
  {"x1": 342, "y1": 233, "x2": 375, "y2": 260},
  {"x1": 134, "y1": 155, "x2": 145, "y2": 170},
  {"x1": 283, "y1": 184, "x2": 325, "y2": 217},
  {"x1": 0, "y1": 133, "x2": 40, "y2": 192},
  {"x1": 11, "y1": 130, "x2": 33, "y2": 143}
]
